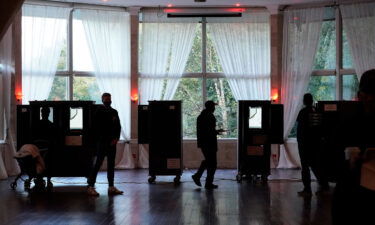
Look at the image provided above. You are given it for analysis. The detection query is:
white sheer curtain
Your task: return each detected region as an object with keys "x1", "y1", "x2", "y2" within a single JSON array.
[
  {"x1": 341, "y1": 2, "x2": 375, "y2": 79},
  {"x1": 139, "y1": 11, "x2": 197, "y2": 104},
  {"x1": 139, "y1": 22, "x2": 172, "y2": 104},
  {"x1": 78, "y1": 9, "x2": 133, "y2": 168},
  {"x1": 163, "y1": 23, "x2": 197, "y2": 100},
  {"x1": 278, "y1": 7, "x2": 324, "y2": 168},
  {"x1": 22, "y1": 4, "x2": 70, "y2": 104},
  {"x1": 0, "y1": 25, "x2": 20, "y2": 179},
  {"x1": 138, "y1": 11, "x2": 197, "y2": 168},
  {"x1": 207, "y1": 12, "x2": 270, "y2": 100}
]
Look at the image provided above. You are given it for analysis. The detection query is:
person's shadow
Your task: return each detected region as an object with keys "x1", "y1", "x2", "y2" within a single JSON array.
[
  {"x1": 201, "y1": 190, "x2": 219, "y2": 225},
  {"x1": 301, "y1": 194, "x2": 332, "y2": 225}
]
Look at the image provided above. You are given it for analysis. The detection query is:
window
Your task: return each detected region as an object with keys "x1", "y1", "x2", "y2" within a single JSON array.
[
  {"x1": 309, "y1": 7, "x2": 357, "y2": 101},
  {"x1": 307, "y1": 76, "x2": 336, "y2": 101},
  {"x1": 313, "y1": 20, "x2": 336, "y2": 70},
  {"x1": 184, "y1": 24, "x2": 202, "y2": 73},
  {"x1": 48, "y1": 76, "x2": 69, "y2": 100},
  {"x1": 141, "y1": 17, "x2": 238, "y2": 139},
  {"x1": 48, "y1": 9, "x2": 101, "y2": 102},
  {"x1": 343, "y1": 74, "x2": 359, "y2": 100},
  {"x1": 173, "y1": 78, "x2": 202, "y2": 138},
  {"x1": 206, "y1": 78, "x2": 237, "y2": 138},
  {"x1": 290, "y1": 7, "x2": 357, "y2": 138},
  {"x1": 73, "y1": 77, "x2": 101, "y2": 102},
  {"x1": 342, "y1": 30, "x2": 354, "y2": 69}
]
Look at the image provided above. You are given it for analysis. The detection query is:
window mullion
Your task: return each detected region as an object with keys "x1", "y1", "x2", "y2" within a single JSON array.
[
  {"x1": 336, "y1": 7, "x2": 343, "y2": 100},
  {"x1": 68, "y1": 9, "x2": 74, "y2": 100},
  {"x1": 202, "y1": 17, "x2": 207, "y2": 105}
]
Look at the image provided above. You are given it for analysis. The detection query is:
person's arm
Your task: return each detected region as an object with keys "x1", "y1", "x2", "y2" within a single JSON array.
[
  {"x1": 111, "y1": 110, "x2": 121, "y2": 146},
  {"x1": 114, "y1": 111, "x2": 121, "y2": 140}
]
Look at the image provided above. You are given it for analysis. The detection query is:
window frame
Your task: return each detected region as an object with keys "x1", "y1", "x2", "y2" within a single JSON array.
[
  {"x1": 310, "y1": 7, "x2": 356, "y2": 100},
  {"x1": 54, "y1": 9, "x2": 98, "y2": 101},
  {"x1": 142, "y1": 17, "x2": 236, "y2": 139}
]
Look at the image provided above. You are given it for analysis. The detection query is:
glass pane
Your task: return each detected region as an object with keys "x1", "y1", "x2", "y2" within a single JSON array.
[
  {"x1": 73, "y1": 16, "x2": 94, "y2": 72},
  {"x1": 57, "y1": 38, "x2": 68, "y2": 71},
  {"x1": 173, "y1": 78, "x2": 202, "y2": 138},
  {"x1": 307, "y1": 76, "x2": 336, "y2": 101},
  {"x1": 206, "y1": 78, "x2": 237, "y2": 138},
  {"x1": 249, "y1": 107, "x2": 262, "y2": 129},
  {"x1": 184, "y1": 24, "x2": 202, "y2": 73},
  {"x1": 343, "y1": 30, "x2": 354, "y2": 69},
  {"x1": 343, "y1": 74, "x2": 359, "y2": 100},
  {"x1": 206, "y1": 29, "x2": 223, "y2": 73},
  {"x1": 313, "y1": 21, "x2": 336, "y2": 70},
  {"x1": 73, "y1": 76, "x2": 101, "y2": 103},
  {"x1": 70, "y1": 107, "x2": 83, "y2": 130},
  {"x1": 48, "y1": 76, "x2": 68, "y2": 100}
]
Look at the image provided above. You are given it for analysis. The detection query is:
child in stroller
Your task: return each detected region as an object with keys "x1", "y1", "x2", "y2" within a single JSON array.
[{"x1": 11, "y1": 143, "x2": 48, "y2": 192}]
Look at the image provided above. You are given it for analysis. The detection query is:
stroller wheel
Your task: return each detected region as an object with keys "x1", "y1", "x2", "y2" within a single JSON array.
[{"x1": 10, "y1": 182, "x2": 17, "y2": 190}]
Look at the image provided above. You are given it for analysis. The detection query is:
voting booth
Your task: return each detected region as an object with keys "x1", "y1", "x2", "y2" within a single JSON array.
[
  {"x1": 17, "y1": 101, "x2": 96, "y2": 188},
  {"x1": 138, "y1": 101, "x2": 183, "y2": 185},
  {"x1": 237, "y1": 101, "x2": 283, "y2": 183}
]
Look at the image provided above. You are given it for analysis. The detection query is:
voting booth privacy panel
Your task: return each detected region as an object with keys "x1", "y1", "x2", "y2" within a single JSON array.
[
  {"x1": 316, "y1": 100, "x2": 375, "y2": 182},
  {"x1": 17, "y1": 101, "x2": 97, "y2": 178},
  {"x1": 138, "y1": 101, "x2": 183, "y2": 184},
  {"x1": 237, "y1": 101, "x2": 283, "y2": 182}
]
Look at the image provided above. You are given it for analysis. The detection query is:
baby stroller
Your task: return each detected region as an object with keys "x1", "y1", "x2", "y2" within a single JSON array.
[
  {"x1": 11, "y1": 143, "x2": 49, "y2": 192},
  {"x1": 10, "y1": 155, "x2": 44, "y2": 191}
]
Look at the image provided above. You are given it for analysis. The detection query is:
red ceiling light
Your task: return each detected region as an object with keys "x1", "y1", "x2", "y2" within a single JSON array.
[
  {"x1": 164, "y1": 8, "x2": 183, "y2": 13},
  {"x1": 226, "y1": 8, "x2": 246, "y2": 13},
  {"x1": 167, "y1": 4, "x2": 173, "y2": 7},
  {"x1": 235, "y1": 3, "x2": 241, "y2": 7}
]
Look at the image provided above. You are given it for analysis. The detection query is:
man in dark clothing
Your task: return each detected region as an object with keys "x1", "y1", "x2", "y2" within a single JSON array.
[
  {"x1": 297, "y1": 93, "x2": 329, "y2": 196},
  {"x1": 35, "y1": 107, "x2": 55, "y2": 149},
  {"x1": 192, "y1": 101, "x2": 224, "y2": 189},
  {"x1": 332, "y1": 69, "x2": 375, "y2": 225},
  {"x1": 87, "y1": 93, "x2": 123, "y2": 196}
]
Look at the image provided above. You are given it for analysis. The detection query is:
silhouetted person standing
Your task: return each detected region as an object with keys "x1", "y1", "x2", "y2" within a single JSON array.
[
  {"x1": 297, "y1": 93, "x2": 329, "y2": 196},
  {"x1": 87, "y1": 93, "x2": 123, "y2": 196},
  {"x1": 192, "y1": 101, "x2": 224, "y2": 189},
  {"x1": 332, "y1": 69, "x2": 375, "y2": 225},
  {"x1": 35, "y1": 107, "x2": 55, "y2": 149}
]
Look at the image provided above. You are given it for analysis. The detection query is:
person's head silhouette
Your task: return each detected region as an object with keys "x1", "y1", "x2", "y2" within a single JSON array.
[
  {"x1": 102, "y1": 93, "x2": 112, "y2": 107},
  {"x1": 303, "y1": 93, "x2": 313, "y2": 107},
  {"x1": 358, "y1": 69, "x2": 375, "y2": 114},
  {"x1": 358, "y1": 69, "x2": 375, "y2": 101},
  {"x1": 205, "y1": 101, "x2": 217, "y2": 113}
]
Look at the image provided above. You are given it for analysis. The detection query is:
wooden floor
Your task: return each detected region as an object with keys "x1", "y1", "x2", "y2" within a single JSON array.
[{"x1": 0, "y1": 169, "x2": 332, "y2": 225}]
